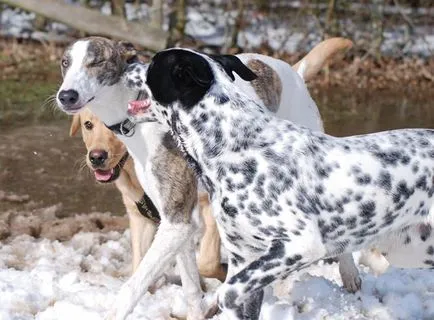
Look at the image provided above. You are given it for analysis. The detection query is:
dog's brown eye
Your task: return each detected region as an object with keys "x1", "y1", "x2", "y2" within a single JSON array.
[
  {"x1": 84, "y1": 121, "x2": 93, "y2": 130},
  {"x1": 61, "y1": 58, "x2": 69, "y2": 69}
]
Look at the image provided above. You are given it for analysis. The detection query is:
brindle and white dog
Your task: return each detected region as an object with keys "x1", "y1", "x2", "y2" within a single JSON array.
[
  {"x1": 55, "y1": 36, "x2": 372, "y2": 319},
  {"x1": 126, "y1": 49, "x2": 434, "y2": 319}
]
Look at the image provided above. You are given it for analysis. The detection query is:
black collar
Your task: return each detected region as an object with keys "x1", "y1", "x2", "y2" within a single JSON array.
[
  {"x1": 117, "y1": 151, "x2": 130, "y2": 171},
  {"x1": 106, "y1": 118, "x2": 136, "y2": 137},
  {"x1": 135, "y1": 192, "x2": 161, "y2": 223}
]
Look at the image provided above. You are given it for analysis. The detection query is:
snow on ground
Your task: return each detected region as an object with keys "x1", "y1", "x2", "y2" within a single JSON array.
[{"x1": 1, "y1": 230, "x2": 434, "y2": 320}]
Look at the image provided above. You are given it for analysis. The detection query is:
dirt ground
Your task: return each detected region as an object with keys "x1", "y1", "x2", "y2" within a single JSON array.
[{"x1": 0, "y1": 122, "x2": 128, "y2": 242}]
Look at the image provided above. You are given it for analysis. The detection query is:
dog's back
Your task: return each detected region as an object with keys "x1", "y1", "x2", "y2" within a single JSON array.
[
  {"x1": 228, "y1": 117, "x2": 434, "y2": 255},
  {"x1": 236, "y1": 53, "x2": 323, "y2": 132},
  {"x1": 235, "y1": 38, "x2": 352, "y2": 133}
]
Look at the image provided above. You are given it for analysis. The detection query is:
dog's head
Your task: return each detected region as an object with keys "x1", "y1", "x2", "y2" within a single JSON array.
[
  {"x1": 70, "y1": 108, "x2": 129, "y2": 183},
  {"x1": 126, "y1": 48, "x2": 257, "y2": 126},
  {"x1": 57, "y1": 37, "x2": 137, "y2": 114}
]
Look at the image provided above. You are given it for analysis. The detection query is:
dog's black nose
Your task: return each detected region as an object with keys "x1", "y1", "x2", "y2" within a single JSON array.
[
  {"x1": 58, "y1": 89, "x2": 79, "y2": 106},
  {"x1": 89, "y1": 150, "x2": 108, "y2": 167}
]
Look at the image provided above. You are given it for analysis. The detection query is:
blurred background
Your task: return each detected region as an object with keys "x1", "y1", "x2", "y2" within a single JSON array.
[{"x1": 0, "y1": 0, "x2": 433, "y2": 239}]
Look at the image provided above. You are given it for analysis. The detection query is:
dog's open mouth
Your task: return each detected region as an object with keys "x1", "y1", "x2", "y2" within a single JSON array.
[
  {"x1": 127, "y1": 99, "x2": 151, "y2": 116},
  {"x1": 91, "y1": 152, "x2": 129, "y2": 184},
  {"x1": 127, "y1": 99, "x2": 158, "y2": 123},
  {"x1": 94, "y1": 168, "x2": 117, "y2": 183}
]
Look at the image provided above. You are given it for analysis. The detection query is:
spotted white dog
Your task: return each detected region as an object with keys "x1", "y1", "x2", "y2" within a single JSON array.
[{"x1": 126, "y1": 48, "x2": 434, "y2": 319}]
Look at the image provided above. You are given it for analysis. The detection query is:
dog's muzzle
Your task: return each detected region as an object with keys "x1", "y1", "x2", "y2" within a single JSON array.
[
  {"x1": 57, "y1": 89, "x2": 93, "y2": 114},
  {"x1": 93, "y1": 151, "x2": 129, "y2": 183}
]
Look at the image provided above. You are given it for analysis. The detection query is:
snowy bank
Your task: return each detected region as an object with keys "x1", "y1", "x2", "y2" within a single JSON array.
[{"x1": 1, "y1": 230, "x2": 434, "y2": 320}]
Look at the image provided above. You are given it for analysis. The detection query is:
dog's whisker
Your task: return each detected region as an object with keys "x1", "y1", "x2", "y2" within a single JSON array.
[{"x1": 40, "y1": 94, "x2": 57, "y2": 108}]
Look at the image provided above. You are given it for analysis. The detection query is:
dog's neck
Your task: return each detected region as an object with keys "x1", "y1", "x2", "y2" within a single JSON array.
[
  {"x1": 168, "y1": 88, "x2": 274, "y2": 197},
  {"x1": 87, "y1": 82, "x2": 166, "y2": 168},
  {"x1": 87, "y1": 82, "x2": 136, "y2": 126}
]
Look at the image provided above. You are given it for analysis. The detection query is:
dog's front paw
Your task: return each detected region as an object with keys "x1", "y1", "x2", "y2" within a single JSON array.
[
  {"x1": 339, "y1": 262, "x2": 362, "y2": 293},
  {"x1": 123, "y1": 63, "x2": 148, "y2": 91},
  {"x1": 342, "y1": 273, "x2": 362, "y2": 293}
]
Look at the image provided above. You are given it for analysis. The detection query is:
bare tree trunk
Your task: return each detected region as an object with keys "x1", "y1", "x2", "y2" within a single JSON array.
[
  {"x1": 150, "y1": 0, "x2": 163, "y2": 30},
  {"x1": 371, "y1": 0, "x2": 384, "y2": 60},
  {"x1": 168, "y1": 0, "x2": 186, "y2": 46},
  {"x1": 325, "y1": 0, "x2": 335, "y2": 27},
  {"x1": 325, "y1": 0, "x2": 337, "y2": 36},
  {"x1": 0, "y1": 0, "x2": 168, "y2": 51},
  {"x1": 111, "y1": 0, "x2": 126, "y2": 17},
  {"x1": 229, "y1": 0, "x2": 244, "y2": 50},
  {"x1": 175, "y1": 0, "x2": 186, "y2": 39}
]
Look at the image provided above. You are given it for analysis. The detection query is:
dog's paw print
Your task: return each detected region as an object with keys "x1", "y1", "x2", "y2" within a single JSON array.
[{"x1": 123, "y1": 63, "x2": 148, "y2": 90}]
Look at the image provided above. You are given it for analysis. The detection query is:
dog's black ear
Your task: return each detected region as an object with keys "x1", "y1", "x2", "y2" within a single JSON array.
[
  {"x1": 210, "y1": 55, "x2": 257, "y2": 82},
  {"x1": 116, "y1": 41, "x2": 138, "y2": 64},
  {"x1": 172, "y1": 63, "x2": 213, "y2": 88}
]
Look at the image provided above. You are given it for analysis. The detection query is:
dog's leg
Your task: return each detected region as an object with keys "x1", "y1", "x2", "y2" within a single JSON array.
[
  {"x1": 197, "y1": 195, "x2": 227, "y2": 282},
  {"x1": 241, "y1": 288, "x2": 264, "y2": 320},
  {"x1": 176, "y1": 236, "x2": 205, "y2": 320},
  {"x1": 338, "y1": 253, "x2": 361, "y2": 293},
  {"x1": 106, "y1": 222, "x2": 196, "y2": 320},
  {"x1": 126, "y1": 200, "x2": 157, "y2": 273},
  {"x1": 204, "y1": 252, "x2": 240, "y2": 319},
  {"x1": 217, "y1": 240, "x2": 326, "y2": 320}
]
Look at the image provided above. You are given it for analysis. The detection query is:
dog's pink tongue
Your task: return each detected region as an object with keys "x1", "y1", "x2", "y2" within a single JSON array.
[
  {"x1": 94, "y1": 169, "x2": 113, "y2": 182},
  {"x1": 128, "y1": 100, "x2": 150, "y2": 115}
]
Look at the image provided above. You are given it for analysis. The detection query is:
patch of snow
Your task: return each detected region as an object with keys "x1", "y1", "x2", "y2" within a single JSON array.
[{"x1": 1, "y1": 231, "x2": 434, "y2": 319}]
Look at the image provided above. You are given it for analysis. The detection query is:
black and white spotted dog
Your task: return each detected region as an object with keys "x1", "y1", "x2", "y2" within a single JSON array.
[{"x1": 125, "y1": 49, "x2": 434, "y2": 319}]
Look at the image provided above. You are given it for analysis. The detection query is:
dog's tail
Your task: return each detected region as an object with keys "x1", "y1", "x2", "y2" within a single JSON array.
[{"x1": 293, "y1": 37, "x2": 353, "y2": 82}]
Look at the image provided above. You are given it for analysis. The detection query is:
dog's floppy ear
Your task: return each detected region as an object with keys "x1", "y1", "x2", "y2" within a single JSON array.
[
  {"x1": 69, "y1": 114, "x2": 81, "y2": 137},
  {"x1": 116, "y1": 41, "x2": 138, "y2": 64},
  {"x1": 210, "y1": 54, "x2": 257, "y2": 82},
  {"x1": 173, "y1": 63, "x2": 213, "y2": 88}
]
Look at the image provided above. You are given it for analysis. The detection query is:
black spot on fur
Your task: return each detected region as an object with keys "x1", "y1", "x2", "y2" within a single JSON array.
[
  {"x1": 377, "y1": 171, "x2": 392, "y2": 191},
  {"x1": 285, "y1": 254, "x2": 302, "y2": 266},
  {"x1": 223, "y1": 289, "x2": 239, "y2": 309},
  {"x1": 357, "y1": 174, "x2": 372, "y2": 185},
  {"x1": 373, "y1": 150, "x2": 401, "y2": 166},
  {"x1": 420, "y1": 224, "x2": 432, "y2": 241},
  {"x1": 214, "y1": 94, "x2": 229, "y2": 105},
  {"x1": 222, "y1": 197, "x2": 238, "y2": 217}
]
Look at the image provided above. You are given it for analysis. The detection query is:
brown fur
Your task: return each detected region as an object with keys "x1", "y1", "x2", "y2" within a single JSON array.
[
  {"x1": 62, "y1": 37, "x2": 136, "y2": 86},
  {"x1": 152, "y1": 134, "x2": 197, "y2": 223},
  {"x1": 246, "y1": 59, "x2": 282, "y2": 112},
  {"x1": 198, "y1": 193, "x2": 227, "y2": 282}
]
